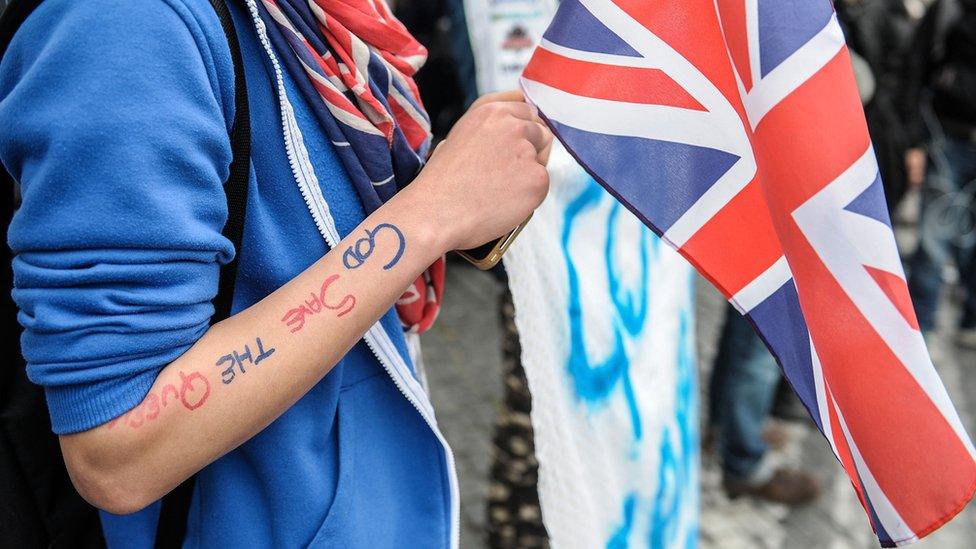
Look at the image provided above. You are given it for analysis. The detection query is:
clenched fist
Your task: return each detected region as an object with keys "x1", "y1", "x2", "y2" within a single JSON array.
[{"x1": 407, "y1": 90, "x2": 554, "y2": 252}]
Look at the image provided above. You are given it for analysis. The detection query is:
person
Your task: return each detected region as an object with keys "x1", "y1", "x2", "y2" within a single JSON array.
[
  {"x1": 0, "y1": 0, "x2": 552, "y2": 546},
  {"x1": 836, "y1": 0, "x2": 921, "y2": 214},
  {"x1": 902, "y1": 0, "x2": 976, "y2": 347},
  {"x1": 394, "y1": 0, "x2": 472, "y2": 137},
  {"x1": 708, "y1": 306, "x2": 820, "y2": 505}
]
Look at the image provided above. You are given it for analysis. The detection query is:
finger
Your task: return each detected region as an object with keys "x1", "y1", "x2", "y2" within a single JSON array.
[
  {"x1": 537, "y1": 126, "x2": 554, "y2": 165},
  {"x1": 501, "y1": 101, "x2": 542, "y2": 124},
  {"x1": 522, "y1": 120, "x2": 549, "y2": 153},
  {"x1": 471, "y1": 89, "x2": 525, "y2": 108},
  {"x1": 522, "y1": 121, "x2": 553, "y2": 157}
]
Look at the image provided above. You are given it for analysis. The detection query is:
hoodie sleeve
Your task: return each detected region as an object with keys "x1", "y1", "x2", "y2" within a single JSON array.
[{"x1": 0, "y1": 0, "x2": 236, "y2": 434}]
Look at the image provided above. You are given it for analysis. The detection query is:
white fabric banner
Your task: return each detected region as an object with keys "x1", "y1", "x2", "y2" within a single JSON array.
[
  {"x1": 461, "y1": 0, "x2": 701, "y2": 543},
  {"x1": 504, "y1": 144, "x2": 700, "y2": 548}
]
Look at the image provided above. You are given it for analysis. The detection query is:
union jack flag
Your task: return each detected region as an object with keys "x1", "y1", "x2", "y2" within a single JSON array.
[{"x1": 521, "y1": 0, "x2": 976, "y2": 544}]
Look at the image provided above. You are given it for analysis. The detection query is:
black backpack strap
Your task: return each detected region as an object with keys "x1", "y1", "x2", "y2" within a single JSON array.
[
  {"x1": 154, "y1": 0, "x2": 250, "y2": 546},
  {"x1": 0, "y1": 0, "x2": 39, "y2": 59},
  {"x1": 209, "y1": 0, "x2": 252, "y2": 324}
]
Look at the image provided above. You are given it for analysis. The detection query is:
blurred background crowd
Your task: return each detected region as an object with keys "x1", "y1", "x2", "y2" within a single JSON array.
[{"x1": 388, "y1": 0, "x2": 976, "y2": 547}]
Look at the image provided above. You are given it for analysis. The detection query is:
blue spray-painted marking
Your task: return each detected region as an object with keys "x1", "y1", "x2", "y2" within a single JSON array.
[
  {"x1": 606, "y1": 202, "x2": 649, "y2": 336},
  {"x1": 562, "y1": 177, "x2": 699, "y2": 547},
  {"x1": 563, "y1": 180, "x2": 642, "y2": 440},
  {"x1": 607, "y1": 493, "x2": 638, "y2": 549},
  {"x1": 648, "y1": 312, "x2": 699, "y2": 549},
  {"x1": 650, "y1": 429, "x2": 679, "y2": 549},
  {"x1": 601, "y1": 308, "x2": 699, "y2": 549}
]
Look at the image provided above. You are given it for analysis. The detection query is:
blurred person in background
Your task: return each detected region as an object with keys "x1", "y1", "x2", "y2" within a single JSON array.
[
  {"x1": 836, "y1": 0, "x2": 924, "y2": 214},
  {"x1": 707, "y1": 306, "x2": 820, "y2": 506},
  {"x1": 394, "y1": 0, "x2": 473, "y2": 137},
  {"x1": 903, "y1": 0, "x2": 976, "y2": 348}
]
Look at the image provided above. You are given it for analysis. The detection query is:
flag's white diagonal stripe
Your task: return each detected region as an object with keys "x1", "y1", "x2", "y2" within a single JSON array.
[
  {"x1": 841, "y1": 213, "x2": 903, "y2": 276},
  {"x1": 522, "y1": 80, "x2": 740, "y2": 156},
  {"x1": 742, "y1": 15, "x2": 845, "y2": 128},
  {"x1": 824, "y1": 149, "x2": 904, "y2": 275},
  {"x1": 579, "y1": 0, "x2": 749, "y2": 151},
  {"x1": 810, "y1": 341, "x2": 837, "y2": 459},
  {"x1": 663, "y1": 152, "x2": 756, "y2": 247},
  {"x1": 819, "y1": 145, "x2": 880, "y2": 206},
  {"x1": 537, "y1": 39, "x2": 662, "y2": 69},
  {"x1": 730, "y1": 255, "x2": 790, "y2": 313},
  {"x1": 745, "y1": 0, "x2": 761, "y2": 88}
]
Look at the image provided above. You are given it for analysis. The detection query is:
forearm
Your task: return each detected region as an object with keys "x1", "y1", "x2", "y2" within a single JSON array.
[
  {"x1": 58, "y1": 89, "x2": 554, "y2": 514},
  {"x1": 61, "y1": 185, "x2": 445, "y2": 513}
]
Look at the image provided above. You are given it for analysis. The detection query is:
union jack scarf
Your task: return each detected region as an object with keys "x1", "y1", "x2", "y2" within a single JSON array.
[{"x1": 258, "y1": 0, "x2": 444, "y2": 333}]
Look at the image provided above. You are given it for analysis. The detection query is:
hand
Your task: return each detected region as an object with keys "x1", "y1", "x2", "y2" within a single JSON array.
[
  {"x1": 905, "y1": 148, "x2": 926, "y2": 187},
  {"x1": 469, "y1": 90, "x2": 554, "y2": 165},
  {"x1": 409, "y1": 90, "x2": 554, "y2": 252}
]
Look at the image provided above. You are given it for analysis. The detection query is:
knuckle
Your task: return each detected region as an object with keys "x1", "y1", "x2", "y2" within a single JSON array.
[
  {"x1": 483, "y1": 102, "x2": 507, "y2": 118},
  {"x1": 470, "y1": 104, "x2": 494, "y2": 123},
  {"x1": 517, "y1": 140, "x2": 536, "y2": 157},
  {"x1": 530, "y1": 165, "x2": 550, "y2": 192}
]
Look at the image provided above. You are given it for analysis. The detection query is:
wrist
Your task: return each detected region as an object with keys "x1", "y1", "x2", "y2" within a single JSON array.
[{"x1": 384, "y1": 182, "x2": 453, "y2": 263}]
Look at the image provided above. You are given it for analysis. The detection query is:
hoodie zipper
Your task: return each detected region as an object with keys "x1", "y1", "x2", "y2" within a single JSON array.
[{"x1": 241, "y1": 2, "x2": 460, "y2": 547}]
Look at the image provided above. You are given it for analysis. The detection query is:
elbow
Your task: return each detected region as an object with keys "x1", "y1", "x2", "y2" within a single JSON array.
[
  {"x1": 60, "y1": 436, "x2": 160, "y2": 515},
  {"x1": 70, "y1": 469, "x2": 156, "y2": 516}
]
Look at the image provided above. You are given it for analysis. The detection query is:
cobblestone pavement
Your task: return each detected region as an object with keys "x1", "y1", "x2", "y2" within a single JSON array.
[{"x1": 422, "y1": 248, "x2": 976, "y2": 548}]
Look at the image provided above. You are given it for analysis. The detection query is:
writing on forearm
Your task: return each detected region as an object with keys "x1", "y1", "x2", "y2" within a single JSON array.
[
  {"x1": 281, "y1": 274, "x2": 356, "y2": 333},
  {"x1": 277, "y1": 222, "x2": 406, "y2": 335},
  {"x1": 107, "y1": 370, "x2": 211, "y2": 430},
  {"x1": 216, "y1": 337, "x2": 276, "y2": 385},
  {"x1": 342, "y1": 223, "x2": 406, "y2": 270}
]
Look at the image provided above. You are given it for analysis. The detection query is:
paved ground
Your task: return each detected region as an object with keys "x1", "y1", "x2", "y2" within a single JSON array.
[
  {"x1": 421, "y1": 265, "x2": 507, "y2": 545},
  {"x1": 420, "y1": 198, "x2": 976, "y2": 548}
]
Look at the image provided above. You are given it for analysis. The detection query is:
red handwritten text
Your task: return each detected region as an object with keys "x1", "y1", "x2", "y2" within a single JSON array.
[
  {"x1": 106, "y1": 370, "x2": 212, "y2": 430},
  {"x1": 281, "y1": 274, "x2": 356, "y2": 333}
]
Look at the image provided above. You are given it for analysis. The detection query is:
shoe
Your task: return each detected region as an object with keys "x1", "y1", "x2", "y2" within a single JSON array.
[
  {"x1": 956, "y1": 327, "x2": 976, "y2": 350},
  {"x1": 762, "y1": 421, "x2": 791, "y2": 450},
  {"x1": 724, "y1": 468, "x2": 821, "y2": 506}
]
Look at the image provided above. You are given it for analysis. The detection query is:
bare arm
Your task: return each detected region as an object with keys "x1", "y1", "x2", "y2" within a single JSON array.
[{"x1": 60, "y1": 93, "x2": 552, "y2": 514}]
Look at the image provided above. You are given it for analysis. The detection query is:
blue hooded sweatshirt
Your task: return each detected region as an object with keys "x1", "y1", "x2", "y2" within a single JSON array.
[{"x1": 0, "y1": 0, "x2": 457, "y2": 546}]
